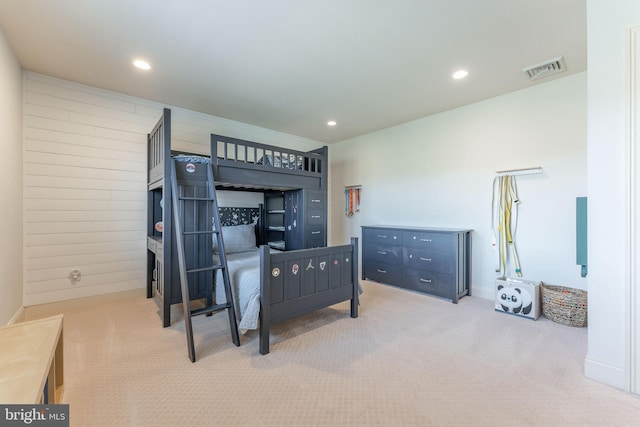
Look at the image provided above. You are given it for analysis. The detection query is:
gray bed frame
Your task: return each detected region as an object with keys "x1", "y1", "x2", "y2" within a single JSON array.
[
  {"x1": 147, "y1": 108, "x2": 359, "y2": 354},
  {"x1": 259, "y1": 239, "x2": 359, "y2": 354}
]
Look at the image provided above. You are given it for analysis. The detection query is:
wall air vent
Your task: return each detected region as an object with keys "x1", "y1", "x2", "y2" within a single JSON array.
[{"x1": 523, "y1": 56, "x2": 566, "y2": 80}]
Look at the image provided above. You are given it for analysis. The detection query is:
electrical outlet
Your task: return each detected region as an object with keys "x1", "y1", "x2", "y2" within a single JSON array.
[{"x1": 69, "y1": 268, "x2": 81, "y2": 282}]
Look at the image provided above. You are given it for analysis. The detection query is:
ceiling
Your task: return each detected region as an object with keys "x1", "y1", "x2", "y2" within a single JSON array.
[{"x1": 0, "y1": 0, "x2": 586, "y2": 143}]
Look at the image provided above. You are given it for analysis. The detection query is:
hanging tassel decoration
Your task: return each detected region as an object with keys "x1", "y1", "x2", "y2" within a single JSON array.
[
  {"x1": 345, "y1": 186, "x2": 361, "y2": 217},
  {"x1": 492, "y1": 175, "x2": 522, "y2": 277}
]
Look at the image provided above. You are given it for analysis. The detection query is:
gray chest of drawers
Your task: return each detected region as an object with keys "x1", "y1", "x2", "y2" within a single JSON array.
[{"x1": 362, "y1": 226, "x2": 471, "y2": 303}]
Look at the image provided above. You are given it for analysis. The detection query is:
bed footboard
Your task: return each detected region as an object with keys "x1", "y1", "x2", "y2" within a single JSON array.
[{"x1": 259, "y1": 238, "x2": 359, "y2": 354}]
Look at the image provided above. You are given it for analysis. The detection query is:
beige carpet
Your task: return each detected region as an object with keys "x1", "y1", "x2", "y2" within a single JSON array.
[{"x1": 24, "y1": 281, "x2": 640, "y2": 426}]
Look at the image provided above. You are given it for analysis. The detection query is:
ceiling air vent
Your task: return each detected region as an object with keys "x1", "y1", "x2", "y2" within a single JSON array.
[{"x1": 523, "y1": 56, "x2": 566, "y2": 80}]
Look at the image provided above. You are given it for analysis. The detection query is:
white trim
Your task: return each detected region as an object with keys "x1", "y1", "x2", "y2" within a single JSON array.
[
  {"x1": 471, "y1": 285, "x2": 495, "y2": 301},
  {"x1": 21, "y1": 70, "x2": 28, "y2": 323},
  {"x1": 7, "y1": 306, "x2": 25, "y2": 326},
  {"x1": 585, "y1": 357, "x2": 627, "y2": 391},
  {"x1": 629, "y1": 25, "x2": 640, "y2": 395},
  {"x1": 23, "y1": 281, "x2": 144, "y2": 307}
]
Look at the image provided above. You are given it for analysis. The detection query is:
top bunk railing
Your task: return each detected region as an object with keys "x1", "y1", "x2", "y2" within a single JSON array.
[
  {"x1": 148, "y1": 120, "x2": 164, "y2": 170},
  {"x1": 148, "y1": 114, "x2": 327, "y2": 191},
  {"x1": 212, "y1": 134, "x2": 325, "y2": 173},
  {"x1": 147, "y1": 108, "x2": 171, "y2": 188},
  {"x1": 211, "y1": 133, "x2": 328, "y2": 190}
]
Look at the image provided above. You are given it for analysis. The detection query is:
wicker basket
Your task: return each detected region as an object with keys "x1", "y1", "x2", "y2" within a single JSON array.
[{"x1": 541, "y1": 284, "x2": 588, "y2": 327}]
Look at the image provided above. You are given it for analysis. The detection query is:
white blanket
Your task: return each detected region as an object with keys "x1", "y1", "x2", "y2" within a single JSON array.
[{"x1": 214, "y1": 249, "x2": 263, "y2": 333}]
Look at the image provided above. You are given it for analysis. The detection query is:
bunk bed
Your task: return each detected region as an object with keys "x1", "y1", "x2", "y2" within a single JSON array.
[{"x1": 146, "y1": 108, "x2": 359, "y2": 354}]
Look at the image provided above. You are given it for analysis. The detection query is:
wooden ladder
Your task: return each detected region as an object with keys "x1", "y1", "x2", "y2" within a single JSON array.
[{"x1": 170, "y1": 157, "x2": 240, "y2": 362}]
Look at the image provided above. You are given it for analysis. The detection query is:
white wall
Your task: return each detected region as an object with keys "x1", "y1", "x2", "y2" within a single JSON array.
[
  {"x1": 0, "y1": 29, "x2": 23, "y2": 325},
  {"x1": 330, "y1": 72, "x2": 587, "y2": 300},
  {"x1": 23, "y1": 72, "x2": 323, "y2": 306},
  {"x1": 585, "y1": 0, "x2": 640, "y2": 392}
]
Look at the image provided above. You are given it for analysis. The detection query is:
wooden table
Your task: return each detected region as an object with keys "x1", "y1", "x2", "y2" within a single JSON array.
[{"x1": 0, "y1": 314, "x2": 64, "y2": 403}]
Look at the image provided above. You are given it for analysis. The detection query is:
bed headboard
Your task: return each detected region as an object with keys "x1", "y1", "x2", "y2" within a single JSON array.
[
  {"x1": 218, "y1": 207, "x2": 259, "y2": 226},
  {"x1": 218, "y1": 207, "x2": 263, "y2": 246}
]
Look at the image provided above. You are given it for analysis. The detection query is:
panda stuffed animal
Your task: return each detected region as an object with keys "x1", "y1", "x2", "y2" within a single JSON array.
[{"x1": 496, "y1": 284, "x2": 532, "y2": 315}]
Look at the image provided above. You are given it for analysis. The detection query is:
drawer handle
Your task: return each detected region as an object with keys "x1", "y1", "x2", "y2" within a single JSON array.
[
  {"x1": 311, "y1": 215, "x2": 321, "y2": 218},
  {"x1": 377, "y1": 234, "x2": 387, "y2": 239},
  {"x1": 421, "y1": 238, "x2": 432, "y2": 242},
  {"x1": 420, "y1": 257, "x2": 432, "y2": 262},
  {"x1": 312, "y1": 231, "x2": 321, "y2": 234},
  {"x1": 419, "y1": 278, "x2": 432, "y2": 284},
  {"x1": 377, "y1": 251, "x2": 387, "y2": 255},
  {"x1": 311, "y1": 199, "x2": 321, "y2": 203},
  {"x1": 377, "y1": 269, "x2": 387, "y2": 274}
]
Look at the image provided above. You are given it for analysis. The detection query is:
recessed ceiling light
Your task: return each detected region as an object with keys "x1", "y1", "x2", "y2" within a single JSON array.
[
  {"x1": 133, "y1": 59, "x2": 151, "y2": 71},
  {"x1": 327, "y1": 120, "x2": 337, "y2": 127},
  {"x1": 452, "y1": 70, "x2": 468, "y2": 79}
]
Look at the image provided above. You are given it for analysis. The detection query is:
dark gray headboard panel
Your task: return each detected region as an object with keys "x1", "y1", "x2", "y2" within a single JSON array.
[{"x1": 218, "y1": 207, "x2": 260, "y2": 226}]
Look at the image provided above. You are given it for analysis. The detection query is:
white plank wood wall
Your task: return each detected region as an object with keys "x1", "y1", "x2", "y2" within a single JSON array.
[{"x1": 23, "y1": 72, "x2": 321, "y2": 306}]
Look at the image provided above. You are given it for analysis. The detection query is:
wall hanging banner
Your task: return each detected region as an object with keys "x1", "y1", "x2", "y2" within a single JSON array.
[{"x1": 345, "y1": 186, "x2": 361, "y2": 217}]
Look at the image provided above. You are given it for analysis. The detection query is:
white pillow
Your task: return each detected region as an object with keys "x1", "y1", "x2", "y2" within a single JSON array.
[{"x1": 212, "y1": 224, "x2": 256, "y2": 254}]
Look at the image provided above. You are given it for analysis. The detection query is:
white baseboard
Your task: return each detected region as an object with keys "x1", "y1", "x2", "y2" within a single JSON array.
[
  {"x1": 584, "y1": 356, "x2": 627, "y2": 391},
  {"x1": 24, "y1": 281, "x2": 145, "y2": 307},
  {"x1": 7, "y1": 306, "x2": 24, "y2": 325},
  {"x1": 471, "y1": 285, "x2": 495, "y2": 301}
]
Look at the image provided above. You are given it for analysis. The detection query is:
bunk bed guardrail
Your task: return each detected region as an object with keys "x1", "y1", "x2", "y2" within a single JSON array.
[
  {"x1": 148, "y1": 110, "x2": 170, "y2": 189},
  {"x1": 211, "y1": 133, "x2": 327, "y2": 190}
]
